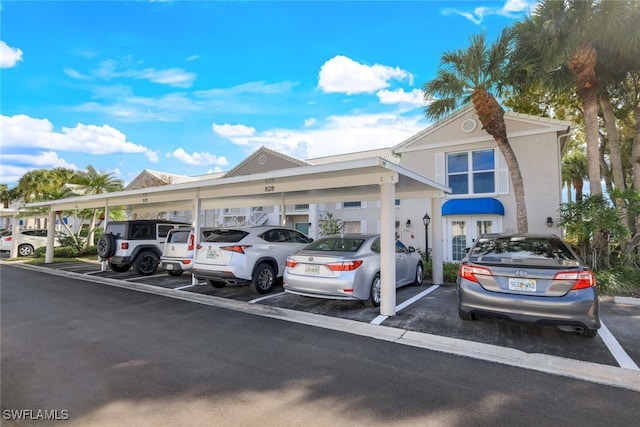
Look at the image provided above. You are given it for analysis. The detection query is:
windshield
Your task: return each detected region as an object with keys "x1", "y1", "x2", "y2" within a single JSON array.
[
  {"x1": 469, "y1": 236, "x2": 579, "y2": 265},
  {"x1": 304, "y1": 237, "x2": 366, "y2": 252}
]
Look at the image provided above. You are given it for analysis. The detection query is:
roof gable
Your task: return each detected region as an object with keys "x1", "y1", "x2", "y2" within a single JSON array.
[
  {"x1": 224, "y1": 146, "x2": 310, "y2": 178},
  {"x1": 125, "y1": 170, "x2": 196, "y2": 190},
  {"x1": 394, "y1": 105, "x2": 573, "y2": 153}
]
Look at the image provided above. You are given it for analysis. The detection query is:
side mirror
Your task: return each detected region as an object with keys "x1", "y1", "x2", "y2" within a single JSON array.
[{"x1": 407, "y1": 246, "x2": 416, "y2": 253}]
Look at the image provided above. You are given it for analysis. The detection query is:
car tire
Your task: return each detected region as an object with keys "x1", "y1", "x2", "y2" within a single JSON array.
[
  {"x1": 208, "y1": 279, "x2": 226, "y2": 288},
  {"x1": 97, "y1": 233, "x2": 116, "y2": 259},
  {"x1": 578, "y1": 327, "x2": 598, "y2": 338},
  {"x1": 365, "y1": 273, "x2": 381, "y2": 308},
  {"x1": 167, "y1": 270, "x2": 183, "y2": 277},
  {"x1": 134, "y1": 251, "x2": 159, "y2": 276},
  {"x1": 18, "y1": 244, "x2": 34, "y2": 257},
  {"x1": 458, "y1": 310, "x2": 476, "y2": 321},
  {"x1": 249, "y1": 263, "x2": 275, "y2": 294},
  {"x1": 109, "y1": 262, "x2": 131, "y2": 272},
  {"x1": 413, "y1": 262, "x2": 424, "y2": 286}
]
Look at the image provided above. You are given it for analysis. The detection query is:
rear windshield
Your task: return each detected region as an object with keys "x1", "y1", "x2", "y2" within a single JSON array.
[
  {"x1": 168, "y1": 230, "x2": 191, "y2": 243},
  {"x1": 203, "y1": 229, "x2": 249, "y2": 243},
  {"x1": 469, "y1": 236, "x2": 579, "y2": 265},
  {"x1": 304, "y1": 237, "x2": 366, "y2": 252},
  {"x1": 105, "y1": 224, "x2": 126, "y2": 238}
]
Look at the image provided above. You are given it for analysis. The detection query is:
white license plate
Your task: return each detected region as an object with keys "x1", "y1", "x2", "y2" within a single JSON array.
[
  {"x1": 166, "y1": 264, "x2": 174, "y2": 270},
  {"x1": 508, "y1": 277, "x2": 536, "y2": 291},
  {"x1": 304, "y1": 264, "x2": 319, "y2": 274},
  {"x1": 206, "y1": 249, "x2": 220, "y2": 259}
]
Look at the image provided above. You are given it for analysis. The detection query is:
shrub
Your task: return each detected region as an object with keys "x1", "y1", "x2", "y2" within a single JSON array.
[
  {"x1": 33, "y1": 246, "x2": 79, "y2": 259},
  {"x1": 595, "y1": 267, "x2": 640, "y2": 296}
]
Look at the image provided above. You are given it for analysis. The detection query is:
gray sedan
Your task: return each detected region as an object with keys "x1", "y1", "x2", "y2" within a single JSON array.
[
  {"x1": 283, "y1": 234, "x2": 424, "y2": 307},
  {"x1": 457, "y1": 233, "x2": 600, "y2": 337}
]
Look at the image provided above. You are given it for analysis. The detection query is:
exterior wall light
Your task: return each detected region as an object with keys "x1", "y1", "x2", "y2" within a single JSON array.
[
  {"x1": 405, "y1": 219, "x2": 411, "y2": 228},
  {"x1": 546, "y1": 217, "x2": 554, "y2": 227}
]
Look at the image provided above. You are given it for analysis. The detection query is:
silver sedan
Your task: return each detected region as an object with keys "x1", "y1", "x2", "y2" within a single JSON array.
[{"x1": 283, "y1": 234, "x2": 424, "y2": 307}]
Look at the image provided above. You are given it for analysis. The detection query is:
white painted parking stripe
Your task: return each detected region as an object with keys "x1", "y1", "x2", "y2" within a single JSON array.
[
  {"x1": 85, "y1": 270, "x2": 105, "y2": 275},
  {"x1": 249, "y1": 292, "x2": 286, "y2": 304},
  {"x1": 371, "y1": 285, "x2": 440, "y2": 325},
  {"x1": 125, "y1": 274, "x2": 166, "y2": 281},
  {"x1": 174, "y1": 284, "x2": 198, "y2": 291},
  {"x1": 599, "y1": 321, "x2": 640, "y2": 370}
]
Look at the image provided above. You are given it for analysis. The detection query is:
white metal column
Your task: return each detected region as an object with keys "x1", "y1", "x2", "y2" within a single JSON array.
[
  {"x1": 45, "y1": 210, "x2": 56, "y2": 263},
  {"x1": 431, "y1": 197, "x2": 444, "y2": 285},
  {"x1": 100, "y1": 204, "x2": 110, "y2": 271},
  {"x1": 10, "y1": 213, "x2": 20, "y2": 258},
  {"x1": 192, "y1": 196, "x2": 202, "y2": 286},
  {"x1": 379, "y1": 181, "x2": 396, "y2": 316}
]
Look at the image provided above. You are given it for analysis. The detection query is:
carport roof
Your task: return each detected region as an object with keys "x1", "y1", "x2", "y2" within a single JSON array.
[{"x1": 25, "y1": 157, "x2": 450, "y2": 212}]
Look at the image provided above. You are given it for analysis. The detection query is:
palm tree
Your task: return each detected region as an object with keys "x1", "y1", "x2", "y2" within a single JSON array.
[
  {"x1": 511, "y1": 0, "x2": 639, "y2": 198},
  {"x1": 562, "y1": 151, "x2": 589, "y2": 203},
  {"x1": 422, "y1": 29, "x2": 529, "y2": 232},
  {"x1": 72, "y1": 165, "x2": 124, "y2": 246}
]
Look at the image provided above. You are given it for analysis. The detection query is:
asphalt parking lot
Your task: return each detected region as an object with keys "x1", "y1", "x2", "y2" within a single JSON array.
[{"x1": 24, "y1": 258, "x2": 640, "y2": 372}]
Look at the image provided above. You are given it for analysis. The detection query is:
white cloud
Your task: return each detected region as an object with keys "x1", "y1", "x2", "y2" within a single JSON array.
[
  {"x1": 442, "y1": 0, "x2": 537, "y2": 24},
  {"x1": 213, "y1": 112, "x2": 428, "y2": 160},
  {"x1": 0, "y1": 41, "x2": 23, "y2": 68},
  {"x1": 318, "y1": 55, "x2": 413, "y2": 95},
  {"x1": 94, "y1": 59, "x2": 196, "y2": 88},
  {"x1": 166, "y1": 148, "x2": 229, "y2": 167},
  {"x1": 0, "y1": 153, "x2": 78, "y2": 184},
  {"x1": 212, "y1": 123, "x2": 256, "y2": 138},
  {"x1": 0, "y1": 114, "x2": 158, "y2": 162},
  {"x1": 304, "y1": 118, "x2": 316, "y2": 127},
  {"x1": 64, "y1": 67, "x2": 91, "y2": 80},
  {"x1": 377, "y1": 89, "x2": 425, "y2": 107}
]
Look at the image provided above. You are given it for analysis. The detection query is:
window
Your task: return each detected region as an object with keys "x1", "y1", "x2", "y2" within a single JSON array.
[
  {"x1": 447, "y1": 149, "x2": 495, "y2": 195},
  {"x1": 343, "y1": 201, "x2": 361, "y2": 208}
]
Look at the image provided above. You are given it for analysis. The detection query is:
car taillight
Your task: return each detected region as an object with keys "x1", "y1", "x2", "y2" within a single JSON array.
[
  {"x1": 220, "y1": 245, "x2": 252, "y2": 254},
  {"x1": 4, "y1": 236, "x2": 11, "y2": 242},
  {"x1": 121, "y1": 242, "x2": 129, "y2": 250},
  {"x1": 187, "y1": 234, "x2": 195, "y2": 251},
  {"x1": 196, "y1": 244, "x2": 203, "y2": 250},
  {"x1": 286, "y1": 259, "x2": 298, "y2": 268},
  {"x1": 327, "y1": 260, "x2": 363, "y2": 271},
  {"x1": 554, "y1": 271, "x2": 595, "y2": 290},
  {"x1": 459, "y1": 264, "x2": 492, "y2": 283},
  {"x1": 183, "y1": 260, "x2": 191, "y2": 265}
]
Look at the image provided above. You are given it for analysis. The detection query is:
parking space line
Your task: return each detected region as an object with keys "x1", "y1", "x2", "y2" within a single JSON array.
[
  {"x1": 599, "y1": 321, "x2": 639, "y2": 370},
  {"x1": 370, "y1": 285, "x2": 440, "y2": 325},
  {"x1": 85, "y1": 270, "x2": 106, "y2": 275},
  {"x1": 175, "y1": 284, "x2": 198, "y2": 291},
  {"x1": 249, "y1": 292, "x2": 286, "y2": 304},
  {"x1": 125, "y1": 274, "x2": 167, "y2": 281}
]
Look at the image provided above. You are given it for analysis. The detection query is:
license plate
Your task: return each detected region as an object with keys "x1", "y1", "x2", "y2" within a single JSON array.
[
  {"x1": 206, "y1": 249, "x2": 220, "y2": 259},
  {"x1": 166, "y1": 264, "x2": 174, "y2": 270},
  {"x1": 509, "y1": 278, "x2": 536, "y2": 291},
  {"x1": 305, "y1": 264, "x2": 319, "y2": 274}
]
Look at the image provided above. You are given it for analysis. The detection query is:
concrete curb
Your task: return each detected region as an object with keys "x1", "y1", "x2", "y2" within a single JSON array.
[{"x1": 4, "y1": 260, "x2": 640, "y2": 393}]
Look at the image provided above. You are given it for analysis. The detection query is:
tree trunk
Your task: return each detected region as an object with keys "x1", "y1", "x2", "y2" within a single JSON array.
[{"x1": 472, "y1": 90, "x2": 528, "y2": 233}]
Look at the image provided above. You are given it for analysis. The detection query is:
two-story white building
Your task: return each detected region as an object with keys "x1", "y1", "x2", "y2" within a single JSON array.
[{"x1": 122, "y1": 106, "x2": 572, "y2": 262}]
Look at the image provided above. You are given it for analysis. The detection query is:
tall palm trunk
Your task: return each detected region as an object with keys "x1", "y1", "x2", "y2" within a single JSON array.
[
  {"x1": 472, "y1": 89, "x2": 529, "y2": 232},
  {"x1": 569, "y1": 45, "x2": 601, "y2": 196}
]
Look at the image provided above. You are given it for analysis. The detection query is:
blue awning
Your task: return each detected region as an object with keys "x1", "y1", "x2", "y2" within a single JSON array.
[{"x1": 442, "y1": 198, "x2": 504, "y2": 216}]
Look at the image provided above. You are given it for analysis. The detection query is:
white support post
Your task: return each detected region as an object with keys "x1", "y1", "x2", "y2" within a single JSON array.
[
  {"x1": 192, "y1": 197, "x2": 202, "y2": 286},
  {"x1": 45, "y1": 210, "x2": 56, "y2": 263},
  {"x1": 100, "y1": 205, "x2": 110, "y2": 271},
  {"x1": 10, "y1": 214, "x2": 20, "y2": 258},
  {"x1": 431, "y1": 197, "x2": 444, "y2": 285},
  {"x1": 379, "y1": 181, "x2": 396, "y2": 316}
]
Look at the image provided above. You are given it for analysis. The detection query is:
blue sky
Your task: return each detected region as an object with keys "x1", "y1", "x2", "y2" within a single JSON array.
[{"x1": 1, "y1": 0, "x2": 538, "y2": 187}]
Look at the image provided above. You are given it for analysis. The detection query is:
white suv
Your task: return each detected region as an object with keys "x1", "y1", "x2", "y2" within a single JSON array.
[
  {"x1": 0, "y1": 229, "x2": 65, "y2": 257},
  {"x1": 160, "y1": 227, "x2": 218, "y2": 276},
  {"x1": 192, "y1": 226, "x2": 313, "y2": 294},
  {"x1": 97, "y1": 220, "x2": 190, "y2": 275}
]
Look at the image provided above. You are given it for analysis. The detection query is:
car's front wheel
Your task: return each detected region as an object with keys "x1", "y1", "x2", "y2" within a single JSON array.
[
  {"x1": 134, "y1": 251, "x2": 159, "y2": 276},
  {"x1": 413, "y1": 262, "x2": 424, "y2": 286},
  {"x1": 109, "y1": 262, "x2": 131, "y2": 272},
  {"x1": 18, "y1": 244, "x2": 34, "y2": 257},
  {"x1": 250, "y1": 263, "x2": 275, "y2": 294},
  {"x1": 365, "y1": 274, "x2": 381, "y2": 308}
]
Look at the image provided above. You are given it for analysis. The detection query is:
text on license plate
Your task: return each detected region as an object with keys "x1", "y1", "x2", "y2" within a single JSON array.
[
  {"x1": 305, "y1": 264, "x2": 319, "y2": 274},
  {"x1": 206, "y1": 249, "x2": 220, "y2": 259},
  {"x1": 508, "y1": 277, "x2": 536, "y2": 291}
]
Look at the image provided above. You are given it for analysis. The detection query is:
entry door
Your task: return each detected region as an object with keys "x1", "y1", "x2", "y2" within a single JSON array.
[{"x1": 447, "y1": 217, "x2": 499, "y2": 261}]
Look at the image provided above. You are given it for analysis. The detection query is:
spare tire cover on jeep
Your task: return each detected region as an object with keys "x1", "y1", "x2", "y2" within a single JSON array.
[{"x1": 97, "y1": 233, "x2": 116, "y2": 258}]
